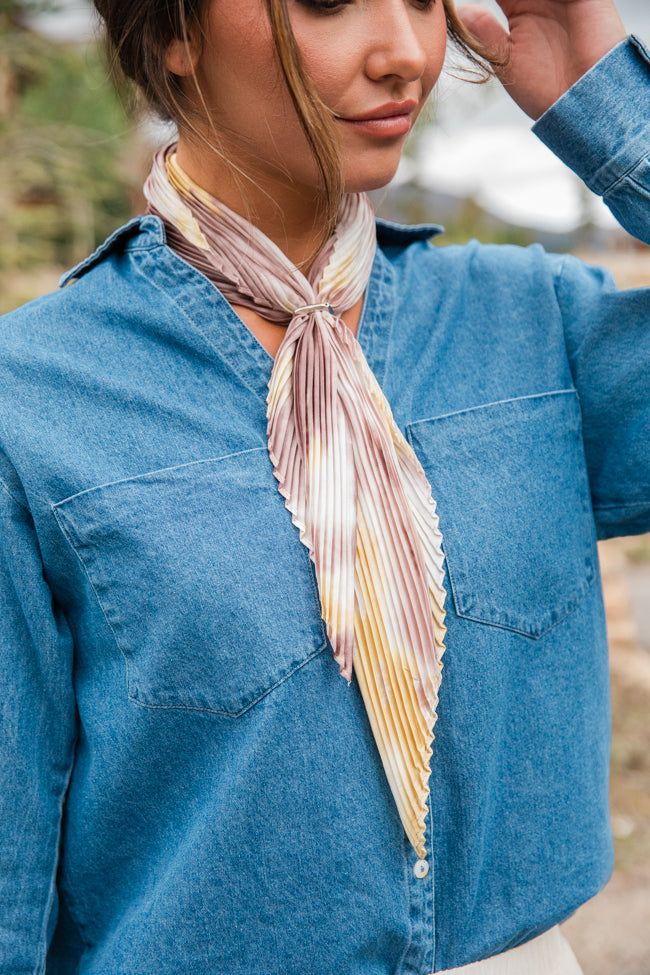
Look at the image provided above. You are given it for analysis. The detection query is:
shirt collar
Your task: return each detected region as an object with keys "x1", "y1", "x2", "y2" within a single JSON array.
[
  {"x1": 60, "y1": 214, "x2": 444, "y2": 288},
  {"x1": 58, "y1": 216, "x2": 165, "y2": 287},
  {"x1": 375, "y1": 217, "x2": 444, "y2": 247}
]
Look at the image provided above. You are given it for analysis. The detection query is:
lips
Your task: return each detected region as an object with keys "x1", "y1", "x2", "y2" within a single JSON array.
[
  {"x1": 335, "y1": 99, "x2": 418, "y2": 139},
  {"x1": 342, "y1": 99, "x2": 419, "y2": 122}
]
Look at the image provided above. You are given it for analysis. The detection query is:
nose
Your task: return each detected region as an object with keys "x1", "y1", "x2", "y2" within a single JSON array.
[{"x1": 364, "y1": 0, "x2": 429, "y2": 84}]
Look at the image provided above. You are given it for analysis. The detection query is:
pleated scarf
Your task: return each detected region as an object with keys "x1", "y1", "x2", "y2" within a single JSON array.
[{"x1": 144, "y1": 144, "x2": 446, "y2": 859}]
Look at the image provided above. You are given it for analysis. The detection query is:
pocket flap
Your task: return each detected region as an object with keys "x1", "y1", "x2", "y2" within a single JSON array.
[
  {"x1": 407, "y1": 391, "x2": 596, "y2": 637},
  {"x1": 53, "y1": 449, "x2": 327, "y2": 715}
]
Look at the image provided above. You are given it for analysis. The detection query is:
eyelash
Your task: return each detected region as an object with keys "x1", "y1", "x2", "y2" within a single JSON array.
[
  {"x1": 296, "y1": 0, "x2": 436, "y2": 15},
  {"x1": 295, "y1": 0, "x2": 351, "y2": 12}
]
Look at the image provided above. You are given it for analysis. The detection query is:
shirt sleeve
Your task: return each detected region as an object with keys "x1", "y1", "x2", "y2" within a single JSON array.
[
  {"x1": 0, "y1": 479, "x2": 77, "y2": 972},
  {"x1": 533, "y1": 35, "x2": 650, "y2": 246},
  {"x1": 546, "y1": 254, "x2": 650, "y2": 539},
  {"x1": 531, "y1": 37, "x2": 650, "y2": 539}
]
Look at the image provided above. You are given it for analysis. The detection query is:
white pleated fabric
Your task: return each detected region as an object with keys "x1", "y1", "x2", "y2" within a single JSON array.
[
  {"x1": 435, "y1": 926, "x2": 584, "y2": 975},
  {"x1": 144, "y1": 145, "x2": 447, "y2": 858}
]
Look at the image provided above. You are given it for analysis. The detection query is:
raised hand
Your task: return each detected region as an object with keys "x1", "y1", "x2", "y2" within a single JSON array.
[{"x1": 457, "y1": 0, "x2": 627, "y2": 119}]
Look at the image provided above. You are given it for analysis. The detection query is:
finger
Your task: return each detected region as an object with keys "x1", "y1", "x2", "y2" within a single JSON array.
[{"x1": 456, "y1": 3, "x2": 511, "y2": 65}]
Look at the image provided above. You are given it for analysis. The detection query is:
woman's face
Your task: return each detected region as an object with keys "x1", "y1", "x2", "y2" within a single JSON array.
[{"x1": 182, "y1": 0, "x2": 448, "y2": 196}]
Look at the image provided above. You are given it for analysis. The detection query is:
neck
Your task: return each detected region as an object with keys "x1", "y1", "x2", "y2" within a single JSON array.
[{"x1": 175, "y1": 135, "x2": 328, "y2": 271}]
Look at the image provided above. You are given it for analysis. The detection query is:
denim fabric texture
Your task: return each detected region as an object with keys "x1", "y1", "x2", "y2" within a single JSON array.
[{"x1": 0, "y1": 37, "x2": 649, "y2": 975}]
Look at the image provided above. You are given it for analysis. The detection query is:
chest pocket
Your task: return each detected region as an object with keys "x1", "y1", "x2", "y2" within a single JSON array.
[
  {"x1": 53, "y1": 448, "x2": 327, "y2": 716},
  {"x1": 406, "y1": 390, "x2": 597, "y2": 638}
]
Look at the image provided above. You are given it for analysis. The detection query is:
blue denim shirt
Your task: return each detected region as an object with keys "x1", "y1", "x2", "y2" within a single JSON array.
[{"x1": 1, "y1": 37, "x2": 649, "y2": 975}]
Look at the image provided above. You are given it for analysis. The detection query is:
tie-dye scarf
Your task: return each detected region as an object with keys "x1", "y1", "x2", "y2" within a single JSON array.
[{"x1": 144, "y1": 144, "x2": 446, "y2": 859}]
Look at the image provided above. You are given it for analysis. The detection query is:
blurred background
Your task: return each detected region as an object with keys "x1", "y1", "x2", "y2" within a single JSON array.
[{"x1": 0, "y1": 1, "x2": 648, "y2": 971}]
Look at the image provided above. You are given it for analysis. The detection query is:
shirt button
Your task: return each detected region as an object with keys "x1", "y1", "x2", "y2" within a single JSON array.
[{"x1": 413, "y1": 858, "x2": 429, "y2": 879}]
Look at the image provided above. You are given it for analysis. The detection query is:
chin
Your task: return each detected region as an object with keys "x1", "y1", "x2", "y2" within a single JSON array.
[{"x1": 344, "y1": 164, "x2": 402, "y2": 195}]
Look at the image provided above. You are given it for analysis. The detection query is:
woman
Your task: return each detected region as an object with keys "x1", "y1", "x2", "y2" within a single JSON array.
[{"x1": 0, "y1": 0, "x2": 647, "y2": 971}]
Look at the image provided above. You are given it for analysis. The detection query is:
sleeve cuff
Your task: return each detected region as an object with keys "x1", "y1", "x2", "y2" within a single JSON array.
[{"x1": 532, "y1": 36, "x2": 650, "y2": 198}]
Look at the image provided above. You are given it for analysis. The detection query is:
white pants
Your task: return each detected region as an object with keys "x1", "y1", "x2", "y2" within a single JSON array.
[{"x1": 436, "y1": 926, "x2": 583, "y2": 975}]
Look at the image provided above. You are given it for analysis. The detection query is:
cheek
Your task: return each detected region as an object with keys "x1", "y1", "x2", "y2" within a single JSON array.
[
  {"x1": 423, "y1": 12, "x2": 449, "y2": 92},
  {"x1": 296, "y1": 39, "x2": 362, "y2": 108},
  {"x1": 200, "y1": 4, "x2": 284, "y2": 100}
]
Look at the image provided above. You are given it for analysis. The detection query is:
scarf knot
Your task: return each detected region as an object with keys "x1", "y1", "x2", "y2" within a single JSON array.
[{"x1": 292, "y1": 302, "x2": 333, "y2": 318}]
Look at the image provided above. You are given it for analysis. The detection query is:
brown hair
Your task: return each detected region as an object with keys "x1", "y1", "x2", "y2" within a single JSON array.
[{"x1": 96, "y1": 0, "x2": 504, "y2": 240}]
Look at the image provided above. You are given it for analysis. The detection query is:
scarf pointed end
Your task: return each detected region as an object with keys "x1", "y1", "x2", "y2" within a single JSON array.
[
  {"x1": 337, "y1": 657, "x2": 354, "y2": 685},
  {"x1": 406, "y1": 794, "x2": 431, "y2": 862},
  {"x1": 332, "y1": 644, "x2": 354, "y2": 685}
]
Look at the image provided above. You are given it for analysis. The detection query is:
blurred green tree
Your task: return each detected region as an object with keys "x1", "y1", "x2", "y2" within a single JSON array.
[{"x1": 0, "y1": 0, "x2": 135, "y2": 271}]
